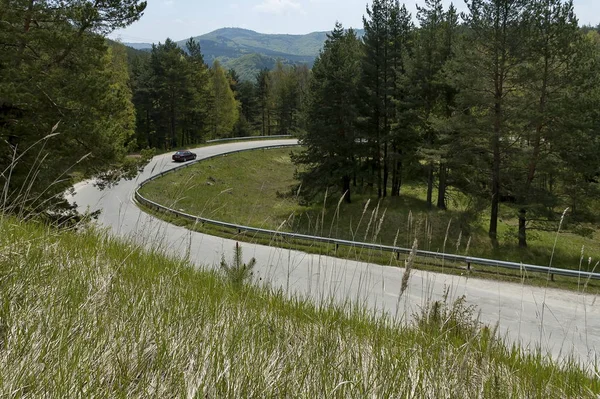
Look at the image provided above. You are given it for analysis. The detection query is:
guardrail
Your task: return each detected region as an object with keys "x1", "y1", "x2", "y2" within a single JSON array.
[
  {"x1": 135, "y1": 143, "x2": 600, "y2": 281},
  {"x1": 206, "y1": 135, "x2": 292, "y2": 143}
]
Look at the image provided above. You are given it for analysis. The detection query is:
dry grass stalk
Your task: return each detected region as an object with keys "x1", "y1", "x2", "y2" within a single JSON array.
[{"x1": 400, "y1": 238, "x2": 418, "y2": 298}]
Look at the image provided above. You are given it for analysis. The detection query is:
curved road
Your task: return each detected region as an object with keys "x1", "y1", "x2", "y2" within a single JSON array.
[{"x1": 69, "y1": 140, "x2": 600, "y2": 364}]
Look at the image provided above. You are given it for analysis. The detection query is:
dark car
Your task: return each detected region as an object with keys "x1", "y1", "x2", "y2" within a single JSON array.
[{"x1": 172, "y1": 150, "x2": 197, "y2": 162}]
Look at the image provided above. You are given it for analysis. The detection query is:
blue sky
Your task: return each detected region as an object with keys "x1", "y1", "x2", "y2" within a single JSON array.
[{"x1": 110, "y1": 0, "x2": 600, "y2": 43}]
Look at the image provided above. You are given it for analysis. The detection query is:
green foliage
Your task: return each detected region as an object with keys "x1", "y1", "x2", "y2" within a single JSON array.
[
  {"x1": 415, "y1": 287, "x2": 482, "y2": 343},
  {"x1": 220, "y1": 242, "x2": 256, "y2": 287},
  {"x1": 360, "y1": 1, "x2": 417, "y2": 198},
  {"x1": 208, "y1": 60, "x2": 239, "y2": 138},
  {"x1": 293, "y1": 0, "x2": 600, "y2": 252},
  {"x1": 293, "y1": 23, "x2": 363, "y2": 203},
  {"x1": 236, "y1": 80, "x2": 259, "y2": 132},
  {"x1": 447, "y1": 0, "x2": 600, "y2": 247},
  {"x1": 130, "y1": 37, "x2": 211, "y2": 149},
  {"x1": 451, "y1": 0, "x2": 530, "y2": 245},
  {"x1": 222, "y1": 53, "x2": 300, "y2": 83},
  {"x1": 0, "y1": 0, "x2": 146, "y2": 214},
  {"x1": 270, "y1": 62, "x2": 309, "y2": 135},
  {"x1": 255, "y1": 68, "x2": 273, "y2": 136},
  {"x1": 411, "y1": 0, "x2": 460, "y2": 209},
  {"x1": 128, "y1": 40, "x2": 307, "y2": 148}
]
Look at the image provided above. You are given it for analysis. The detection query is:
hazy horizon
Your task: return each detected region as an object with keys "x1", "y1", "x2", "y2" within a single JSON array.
[{"x1": 110, "y1": 0, "x2": 600, "y2": 44}]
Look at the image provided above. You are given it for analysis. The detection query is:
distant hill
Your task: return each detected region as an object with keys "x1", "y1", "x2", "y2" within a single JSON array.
[
  {"x1": 224, "y1": 53, "x2": 299, "y2": 81},
  {"x1": 124, "y1": 42, "x2": 154, "y2": 50},
  {"x1": 124, "y1": 27, "x2": 364, "y2": 81}
]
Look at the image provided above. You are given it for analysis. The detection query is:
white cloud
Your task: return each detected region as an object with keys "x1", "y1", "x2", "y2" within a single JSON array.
[{"x1": 254, "y1": 0, "x2": 303, "y2": 15}]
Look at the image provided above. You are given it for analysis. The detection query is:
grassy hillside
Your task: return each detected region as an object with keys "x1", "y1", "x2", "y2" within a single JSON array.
[
  {"x1": 139, "y1": 147, "x2": 600, "y2": 280},
  {"x1": 0, "y1": 216, "x2": 597, "y2": 397}
]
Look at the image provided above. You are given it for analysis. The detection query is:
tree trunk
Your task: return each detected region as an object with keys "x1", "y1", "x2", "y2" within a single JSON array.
[
  {"x1": 426, "y1": 162, "x2": 434, "y2": 208},
  {"x1": 368, "y1": 157, "x2": 375, "y2": 193},
  {"x1": 376, "y1": 143, "x2": 382, "y2": 198},
  {"x1": 391, "y1": 147, "x2": 402, "y2": 196},
  {"x1": 489, "y1": 100, "x2": 501, "y2": 248},
  {"x1": 525, "y1": 63, "x2": 547, "y2": 200},
  {"x1": 342, "y1": 175, "x2": 351, "y2": 203},
  {"x1": 261, "y1": 107, "x2": 266, "y2": 136},
  {"x1": 518, "y1": 208, "x2": 527, "y2": 248},
  {"x1": 391, "y1": 147, "x2": 398, "y2": 197},
  {"x1": 382, "y1": 142, "x2": 388, "y2": 197},
  {"x1": 145, "y1": 109, "x2": 151, "y2": 147},
  {"x1": 437, "y1": 163, "x2": 447, "y2": 210},
  {"x1": 396, "y1": 158, "x2": 402, "y2": 195},
  {"x1": 170, "y1": 91, "x2": 176, "y2": 148}
]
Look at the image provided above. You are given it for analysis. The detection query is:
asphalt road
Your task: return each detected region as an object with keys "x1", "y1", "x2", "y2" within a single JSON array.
[{"x1": 69, "y1": 139, "x2": 600, "y2": 365}]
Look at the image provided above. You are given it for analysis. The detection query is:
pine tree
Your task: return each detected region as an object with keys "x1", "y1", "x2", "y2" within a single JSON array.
[
  {"x1": 236, "y1": 80, "x2": 259, "y2": 134},
  {"x1": 361, "y1": 0, "x2": 413, "y2": 198},
  {"x1": 208, "y1": 61, "x2": 239, "y2": 138},
  {"x1": 413, "y1": 0, "x2": 449, "y2": 207},
  {"x1": 553, "y1": 36, "x2": 600, "y2": 224},
  {"x1": 102, "y1": 43, "x2": 137, "y2": 156},
  {"x1": 183, "y1": 38, "x2": 211, "y2": 145},
  {"x1": 255, "y1": 69, "x2": 273, "y2": 136},
  {"x1": 227, "y1": 68, "x2": 240, "y2": 95},
  {"x1": 387, "y1": 1, "x2": 415, "y2": 197},
  {"x1": 0, "y1": 0, "x2": 146, "y2": 213},
  {"x1": 293, "y1": 23, "x2": 362, "y2": 203},
  {"x1": 361, "y1": 0, "x2": 392, "y2": 198},
  {"x1": 456, "y1": 0, "x2": 528, "y2": 247},
  {"x1": 435, "y1": 4, "x2": 459, "y2": 210},
  {"x1": 131, "y1": 38, "x2": 210, "y2": 149},
  {"x1": 271, "y1": 62, "x2": 303, "y2": 135},
  {"x1": 510, "y1": 0, "x2": 581, "y2": 247},
  {"x1": 130, "y1": 52, "x2": 154, "y2": 148}
]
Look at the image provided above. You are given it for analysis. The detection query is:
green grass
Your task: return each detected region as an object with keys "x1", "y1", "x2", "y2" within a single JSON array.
[
  {"x1": 138, "y1": 202, "x2": 600, "y2": 292},
  {"x1": 139, "y1": 147, "x2": 600, "y2": 274},
  {"x1": 0, "y1": 216, "x2": 598, "y2": 397}
]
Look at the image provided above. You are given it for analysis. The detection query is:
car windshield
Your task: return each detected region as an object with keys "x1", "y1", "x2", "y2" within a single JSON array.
[{"x1": 176, "y1": 151, "x2": 186, "y2": 155}]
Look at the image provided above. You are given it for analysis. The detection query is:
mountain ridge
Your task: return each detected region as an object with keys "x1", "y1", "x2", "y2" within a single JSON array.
[{"x1": 124, "y1": 27, "x2": 364, "y2": 81}]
